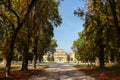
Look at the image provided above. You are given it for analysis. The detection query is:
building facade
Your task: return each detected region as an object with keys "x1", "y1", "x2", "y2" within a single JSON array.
[
  {"x1": 54, "y1": 49, "x2": 68, "y2": 63},
  {"x1": 43, "y1": 49, "x2": 77, "y2": 63}
]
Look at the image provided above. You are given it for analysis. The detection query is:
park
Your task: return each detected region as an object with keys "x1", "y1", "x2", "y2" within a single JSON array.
[{"x1": 0, "y1": 0, "x2": 120, "y2": 80}]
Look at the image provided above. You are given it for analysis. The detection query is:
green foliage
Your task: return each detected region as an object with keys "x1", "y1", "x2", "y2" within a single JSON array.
[
  {"x1": 45, "y1": 39, "x2": 58, "y2": 53},
  {"x1": 72, "y1": 0, "x2": 120, "y2": 64},
  {"x1": 0, "y1": 0, "x2": 62, "y2": 76}
]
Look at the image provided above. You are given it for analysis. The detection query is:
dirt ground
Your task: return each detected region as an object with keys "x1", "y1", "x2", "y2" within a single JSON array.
[
  {"x1": 76, "y1": 64, "x2": 120, "y2": 80},
  {"x1": 0, "y1": 63, "x2": 120, "y2": 80},
  {"x1": 0, "y1": 65, "x2": 46, "y2": 80}
]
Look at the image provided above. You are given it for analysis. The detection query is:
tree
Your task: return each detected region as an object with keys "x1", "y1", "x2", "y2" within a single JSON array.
[
  {"x1": 108, "y1": 0, "x2": 120, "y2": 62},
  {"x1": 73, "y1": 0, "x2": 119, "y2": 70},
  {"x1": 0, "y1": 0, "x2": 38, "y2": 76},
  {"x1": 0, "y1": 0, "x2": 62, "y2": 76},
  {"x1": 32, "y1": 0, "x2": 62, "y2": 68}
]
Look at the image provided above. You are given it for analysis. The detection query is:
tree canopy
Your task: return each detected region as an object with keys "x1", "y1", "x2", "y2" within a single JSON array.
[
  {"x1": 0, "y1": 0, "x2": 62, "y2": 77},
  {"x1": 72, "y1": 0, "x2": 120, "y2": 69}
]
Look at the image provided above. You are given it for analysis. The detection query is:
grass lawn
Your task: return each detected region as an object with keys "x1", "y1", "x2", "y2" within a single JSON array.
[
  {"x1": 75, "y1": 63, "x2": 120, "y2": 80},
  {"x1": 0, "y1": 64, "x2": 47, "y2": 80}
]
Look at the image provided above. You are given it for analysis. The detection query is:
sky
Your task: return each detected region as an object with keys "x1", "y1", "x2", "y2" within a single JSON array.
[{"x1": 54, "y1": 0, "x2": 85, "y2": 53}]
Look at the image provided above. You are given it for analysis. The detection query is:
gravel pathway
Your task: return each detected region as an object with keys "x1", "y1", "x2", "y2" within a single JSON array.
[{"x1": 29, "y1": 63, "x2": 96, "y2": 80}]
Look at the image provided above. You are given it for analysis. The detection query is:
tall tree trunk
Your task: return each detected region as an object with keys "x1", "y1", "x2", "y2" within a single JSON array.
[
  {"x1": 32, "y1": 54, "x2": 37, "y2": 69},
  {"x1": 21, "y1": 47, "x2": 29, "y2": 72},
  {"x1": 90, "y1": 61, "x2": 93, "y2": 69},
  {"x1": 21, "y1": 57, "x2": 28, "y2": 72},
  {"x1": 109, "y1": 0, "x2": 120, "y2": 62},
  {"x1": 93, "y1": 0, "x2": 106, "y2": 69},
  {"x1": 110, "y1": 49, "x2": 114, "y2": 63},
  {"x1": 21, "y1": 24, "x2": 30, "y2": 71},
  {"x1": 5, "y1": 54, "x2": 12, "y2": 77},
  {"x1": 32, "y1": 37, "x2": 38, "y2": 69},
  {"x1": 5, "y1": 31, "x2": 17, "y2": 77},
  {"x1": 39, "y1": 55, "x2": 43, "y2": 63},
  {"x1": 39, "y1": 52, "x2": 44, "y2": 63},
  {"x1": 99, "y1": 44, "x2": 105, "y2": 70}
]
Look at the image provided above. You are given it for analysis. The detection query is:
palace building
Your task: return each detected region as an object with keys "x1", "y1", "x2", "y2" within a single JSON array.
[
  {"x1": 54, "y1": 49, "x2": 68, "y2": 62},
  {"x1": 43, "y1": 49, "x2": 77, "y2": 63}
]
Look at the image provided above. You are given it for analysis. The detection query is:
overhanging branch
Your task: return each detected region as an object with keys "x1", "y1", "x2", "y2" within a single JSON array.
[{"x1": 0, "y1": 14, "x2": 15, "y2": 31}]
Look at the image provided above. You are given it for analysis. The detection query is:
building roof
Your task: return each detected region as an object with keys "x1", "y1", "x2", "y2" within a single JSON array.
[{"x1": 54, "y1": 49, "x2": 67, "y2": 56}]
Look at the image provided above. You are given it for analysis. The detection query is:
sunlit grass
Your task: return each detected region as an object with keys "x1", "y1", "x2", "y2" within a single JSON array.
[
  {"x1": 74, "y1": 64, "x2": 98, "y2": 69},
  {"x1": 105, "y1": 63, "x2": 120, "y2": 67},
  {"x1": 0, "y1": 64, "x2": 5, "y2": 70},
  {"x1": 0, "y1": 63, "x2": 47, "y2": 71},
  {"x1": 75, "y1": 63, "x2": 120, "y2": 80},
  {"x1": 74, "y1": 63, "x2": 120, "y2": 69},
  {"x1": 0, "y1": 63, "x2": 47, "y2": 80}
]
